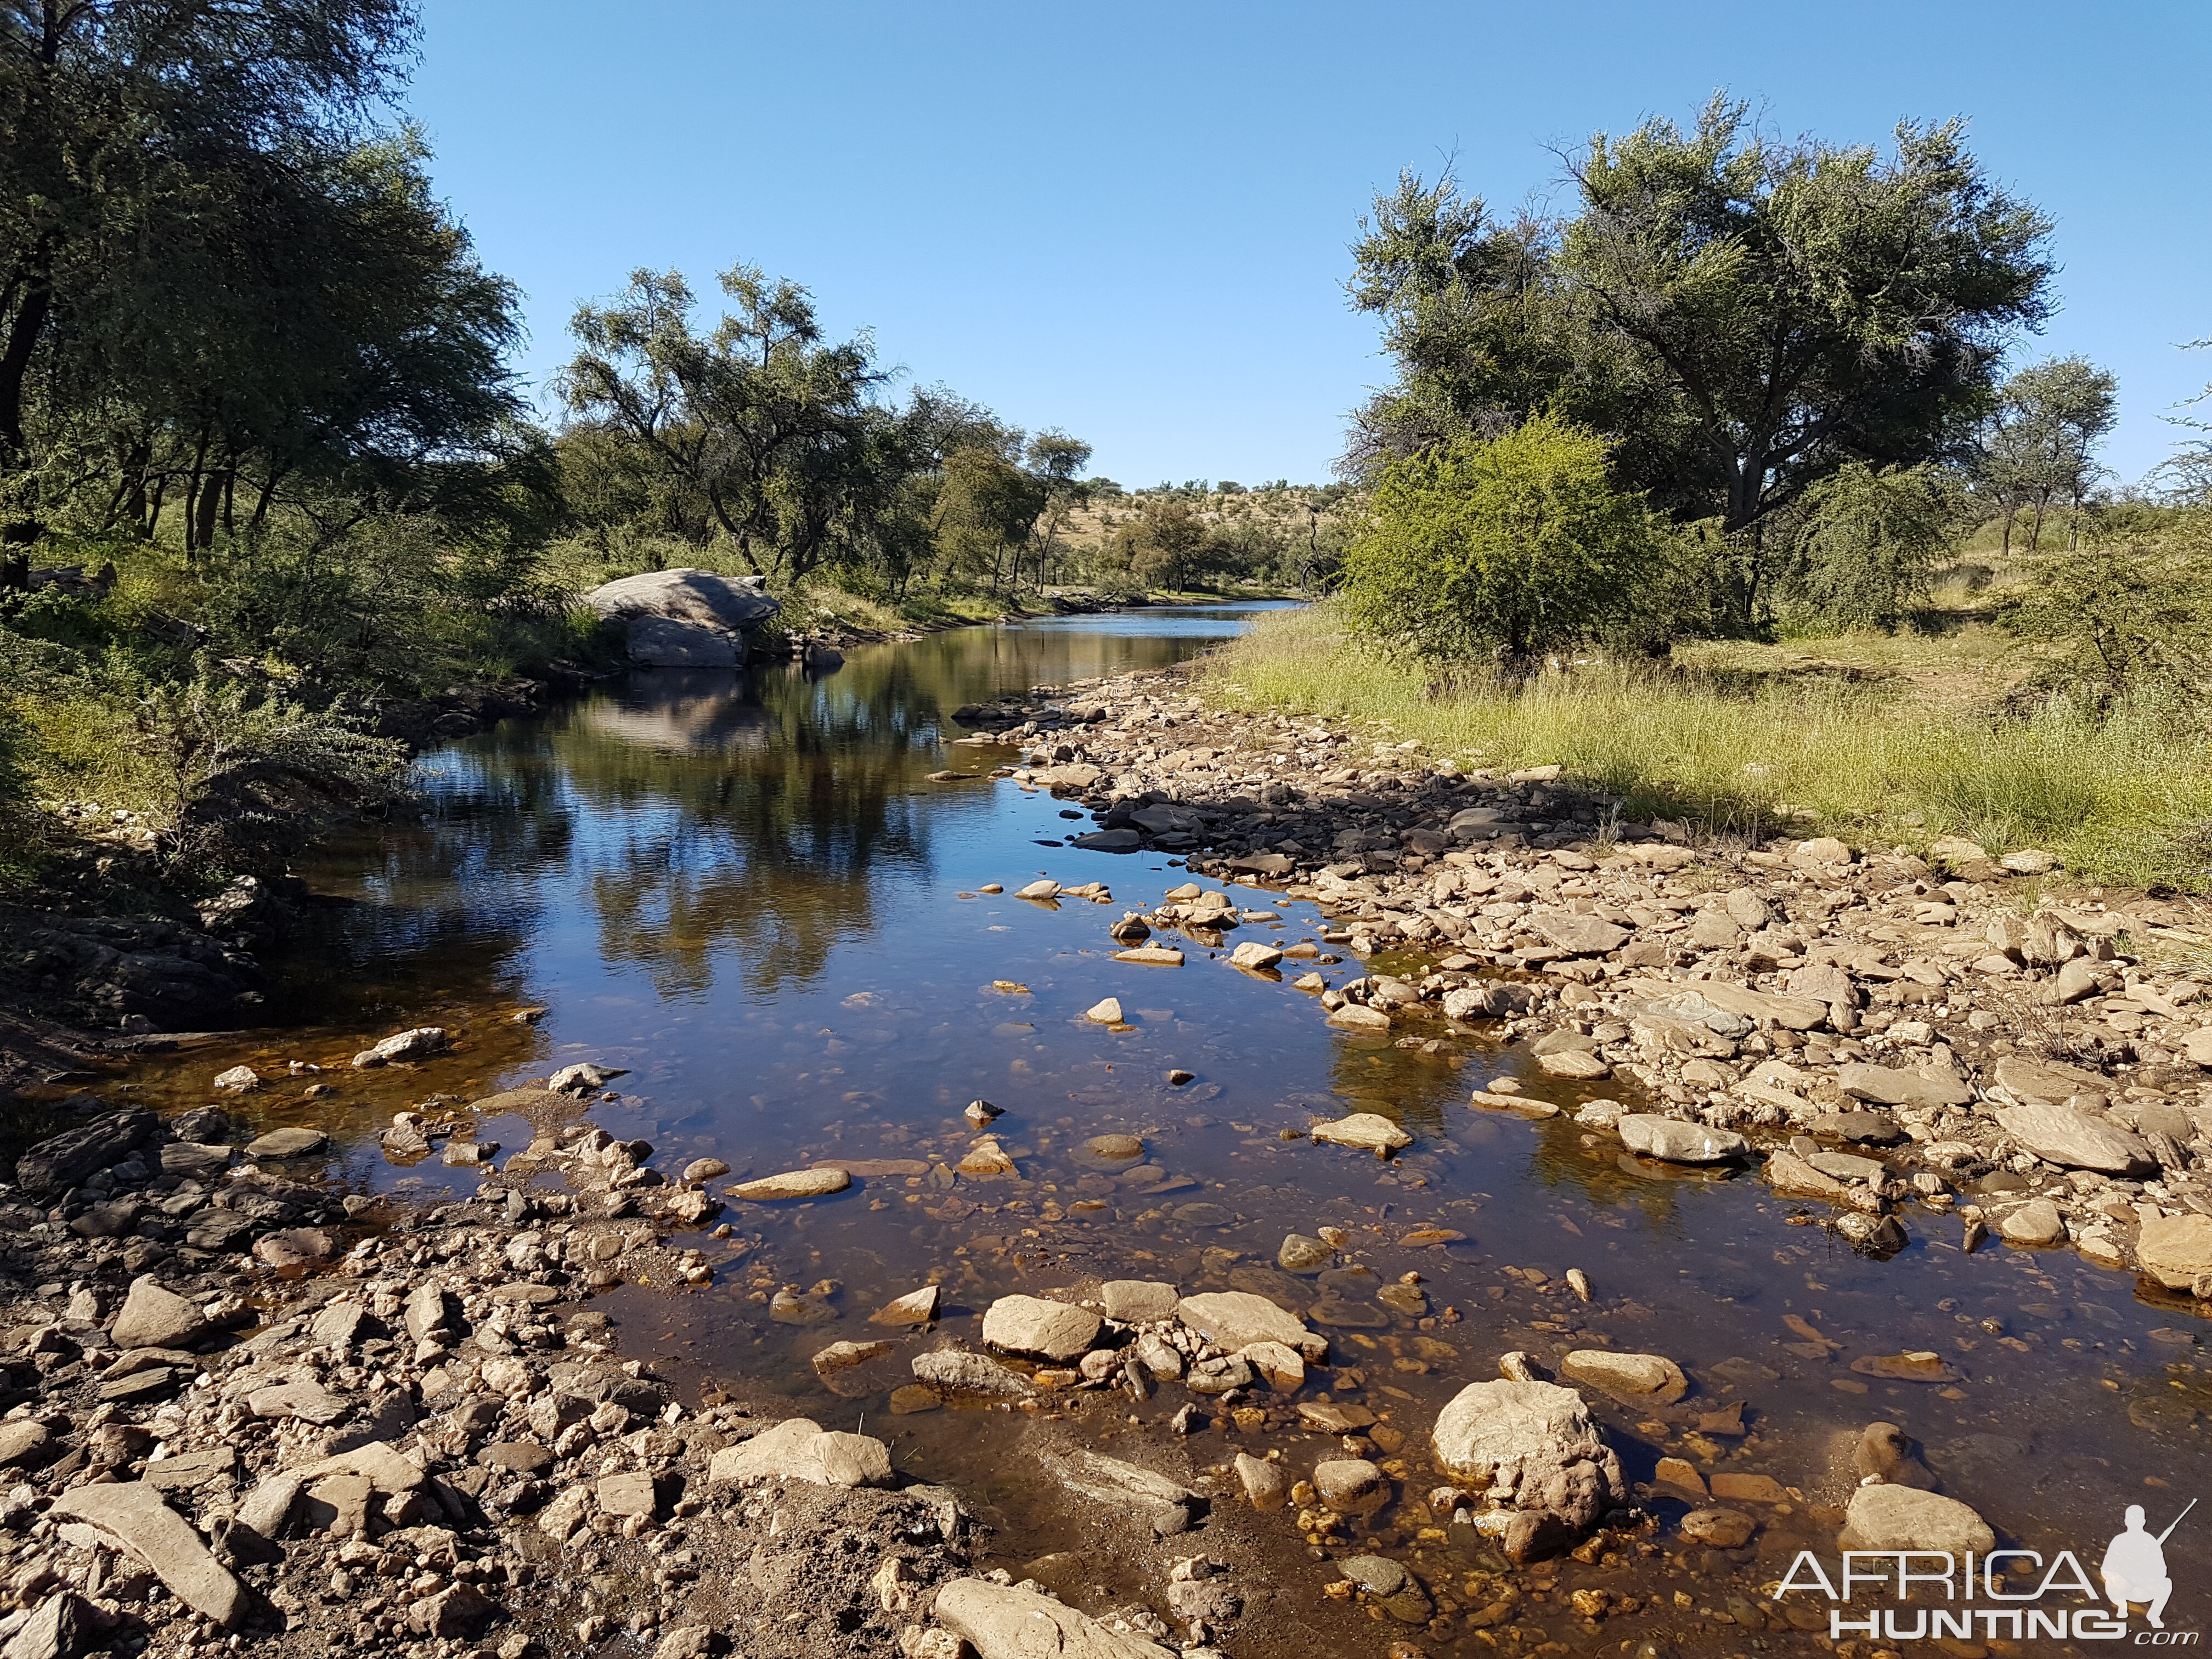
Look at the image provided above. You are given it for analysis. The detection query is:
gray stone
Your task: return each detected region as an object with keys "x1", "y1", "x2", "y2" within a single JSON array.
[
  {"x1": 243, "y1": 1126, "x2": 328, "y2": 1159},
  {"x1": 869, "y1": 1285, "x2": 943, "y2": 1327},
  {"x1": 160, "y1": 1142, "x2": 233, "y2": 1180},
  {"x1": 584, "y1": 568, "x2": 780, "y2": 667},
  {"x1": 1807, "y1": 1150, "x2": 1886, "y2": 1183},
  {"x1": 729, "y1": 1166, "x2": 850, "y2": 1200},
  {"x1": 1995, "y1": 1102, "x2": 2153, "y2": 1175},
  {"x1": 1838, "y1": 1062, "x2": 1973, "y2": 1109},
  {"x1": 1050, "y1": 1448, "x2": 1197, "y2": 1536},
  {"x1": 1177, "y1": 1291, "x2": 1326, "y2": 1361},
  {"x1": 1681, "y1": 1508, "x2": 1757, "y2": 1547},
  {"x1": 405, "y1": 1283, "x2": 457, "y2": 1344},
  {"x1": 50, "y1": 1482, "x2": 247, "y2": 1627},
  {"x1": 1994, "y1": 1054, "x2": 2107, "y2": 1104},
  {"x1": 1099, "y1": 1280, "x2": 1180, "y2": 1323},
  {"x1": 1998, "y1": 1199, "x2": 2067, "y2": 1245},
  {"x1": 911, "y1": 1350, "x2": 1033, "y2": 1397},
  {"x1": 15, "y1": 1108, "x2": 157, "y2": 1197},
  {"x1": 1840, "y1": 1485, "x2": 1994, "y2": 1554},
  {"x1": 933, "y1": 1578, "x2": 1175, "y2": 1659},
  {"x1": 1277, "y1": 1234, "x2": 1334, "y2": 1273},
  {"x1": 1527, "y1": 912, "x2": 1629, "y2": 956},
  {"x1": 981, "y1": 1295, "x2": 1102, "y2": 1361},
  {"x1": 1618, "y1": 1114, "x2": 1747, "y2": 1164},
  {"x1": 1559, "y1": 1350, "x2": 1689, "y2": 1404},
  {"x1": 1431, "y1": 1379, "x2": 1623, "y2": 1537},
  {"x1": 234, "y1": 1473, "x2": 301, "y2": 1539},
  {"x1": 110, "y1": 1277, "x2": 207, "y2": 1351},
  {"x1": 349, "y1": 1026, "x2": 447, "y2": 1068},
  {"x1": 1311, "y1": 1112, "x2": 1411, "y2": 1152},
  {"x1": 1234, "y1": 1452, "x2": 1288, "y2": 1511},
  {"x1": 0, "y1": 1421, "x2": 52, "y2": 1470},
  {"x1": 1313, "y1": 1458, "x2": 1389, "y2": 1516},
  {"x1": 708, "y1": 1419, "x2": 892, "y2": 1488}
]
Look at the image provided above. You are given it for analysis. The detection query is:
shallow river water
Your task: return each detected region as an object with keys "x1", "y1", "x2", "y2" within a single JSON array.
[{"x1": 114, "y1": 605, "x2": 2212, "y2": 1655}]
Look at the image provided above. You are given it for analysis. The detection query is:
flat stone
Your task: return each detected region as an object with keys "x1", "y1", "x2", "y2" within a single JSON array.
[
  {"x1": 2138, "y1": 1213, "x2": 2212, "y2": 1290},
  {"x1": 1177, "y1": 1290, "x2": 1325, "y2": 1361},
  {"x1": 1229, "y1": 940, "x2": 1284, "y2": 971},
  {"x1": 1559, "y1": 1350, "x2": 1689, "y2": 1404},
  {"x1": 50, "y1": 1482, "x2": 247, "y2": 1627},
  {"x1": 933, "y1": 1578, "x2": 1175, "y2": 1659},
  {"x1": 708, "y1": 1419, "x2": 891, "y2": 1488},
  {"x1": 1807, "y1": 1150, "x2": 1886, "y2": 1183},
  {"x1": 729, "y1": 1167, "x2": 850, "y2": 1200},
  {"x1": 1327, "y1": 1003, "x2": 1392, "y2": 1032},
  {"x1": 1113, "y1": 946, "x2": 1185, "y2": 965},
  {"x1": 1051, "y1": 1448, "x2": 1197, "y2": 1536},
  {"x1": 1085, "y1": 997, "x2": 1126, "y2": 1025},
  {"x1": 350, "y1": 1025, "x2": 448, "y2": 1068},
  {"x1": 1099, "y1": 1280, "x2": 1180, "y2": 1323},
  {"x1": 1840, "y1": 1484, "x2": 1994, "y2": 1554},
  {"x1": 1235, "y1": 1452, "x2": 1288, "y2": 1511},
  {"x1": 911, "y1": 1349, "x2": 1034, "y2": 1396},
  {"x1": 869, "y1": 1285, "x2": 942, "y2": 1327},
  {"x1": 983, "y1": 1295, "x2": 1102, "y2": 1361},
  {"x1": 110, "y1": 1277, "x2": 207, "y2": 1351},
  {"x1": 1085, "y1": 1135, "x2": 1145, "y2": 1160},
  {"x1": 1809, "y1": 1110, "x2": 1907, "y2": 1146},
  {"x1": 1536, "y1": 1049, "x2": 1612, "y2": 1080},
  {"x1": 1709, "y1": 1472, "x2": 1787, "y2": 1504},
  {"x1": 247, "y1": 1380, "x2": 351, "y2": 1425},
  {"x1": 244, "y1": 1127, "x2": 328, "y2": 1159},
  {"x1": 596, "y1": 1471, "x2": 658, "y2": 1520},
  {"x1": 478, "y1": 1442, "x2": 555, "y2": 1475},
  {"x1": 142, "y1": 1447, "x2": 238, "y2": 1492},
  {"x1": 252, "y1": 1228, "x2": 336, "y2": 1269},
  {"x1": 1618, "y1": 1114, "x2": 1747, "y2": 1164},
  {"x1": 1074, "y1": 829, "x2": 1142, "y2": 851},
  {"x1": 1311, "y1": 1112, "x2": 1411, "y2": 1152},
  {"x1": 1994, "y1": 1054, "x2": 2108, "y2": 1104},
  {"x1": 1681, "y1": 1508, "x2": 1757, "y2": 1547},
  {"x1": 1527, "y1": 912, "x2": 1629, "y2": 955},
  {"x1": 1764, "y1": 1150, "x2": 1850, "y2": 1198},
  {"x1": 1277, "y1": 1233, "x2": 1334, "y2": 1273},
  {"x1": 1995, "y1": 1102, "x2": 2153, "y2": 1175},
  {"x1": 1297, "y1": 1401, "x2": 1377, "y2": 1434},
  {"x1": 1838, "y1": 1062, "x2": 1973, "y2": 1109},
  {"x1": 0, "y1": 1421, "x2": 53, "y2": 1469}
]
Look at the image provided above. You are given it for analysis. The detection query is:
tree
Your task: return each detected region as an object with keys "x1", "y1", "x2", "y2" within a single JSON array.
[
  {"x1": 1338, "y1": 413, "x2": 1660, "y2": 671},
  {"x1": 930, "y1": 447, "x2": 1046, "y2": 592},
  {"x1": 1, "y1": 0, "x2": 420, "y2": 544},
  {"x1": 2159, "y1": 341, "x2": 2212, "y2": 506},
  {"x1": 1982, "y1": 357, "x2": 2119, "y2": 551},
  {"x1": 1022, "y1": 430, "x2": 1091, "y2": 587},
  {"x1": 557, "y1": 266, "x2": 888, "y2": 582},
  {"x1": 1349, "y1": 98, "x2": 2055, "y2": 604}
]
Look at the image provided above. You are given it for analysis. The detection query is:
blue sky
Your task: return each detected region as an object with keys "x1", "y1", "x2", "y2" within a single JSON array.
[{"x1": 408, "y1": 1, "x2": 2210, "y2": 490}]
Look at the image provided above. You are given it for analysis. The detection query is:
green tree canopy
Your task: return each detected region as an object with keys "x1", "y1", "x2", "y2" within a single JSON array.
[
  {"x1": 1982, "y1": 356, "x2": 2119, "y2": 551},
  {"x1": 1349, "y1": 98, "x2": 2056, "y2": 552},
  {"x1": 1339, "y1": 413, "x2": 1660, "y2": 669}
]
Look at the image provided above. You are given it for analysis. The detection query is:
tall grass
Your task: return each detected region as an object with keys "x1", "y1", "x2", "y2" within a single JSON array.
[{"x1": 1205, "y1": 605, "x2": 2212, "y2": 892}]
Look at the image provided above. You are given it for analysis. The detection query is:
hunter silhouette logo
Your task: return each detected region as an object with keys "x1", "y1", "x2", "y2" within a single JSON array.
[{"x1": 2107, "y1": 1502, "x2": 2193, "y2": 1630}]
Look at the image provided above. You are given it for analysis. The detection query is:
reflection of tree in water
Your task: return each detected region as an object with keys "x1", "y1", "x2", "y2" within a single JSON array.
[{"x1": 1321, "y1": 1035, "x2": 1477, "y2": 1137}]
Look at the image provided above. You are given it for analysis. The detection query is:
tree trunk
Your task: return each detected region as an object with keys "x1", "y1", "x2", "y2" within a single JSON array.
[{"x1": 2028, "y1": 493, "x2": 2047, "y2": 552}]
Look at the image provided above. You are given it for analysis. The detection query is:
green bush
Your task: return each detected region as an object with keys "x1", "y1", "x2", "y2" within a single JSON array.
[{"x1": 1339, "y1": 414, "x2": 1661, "y2": 672}]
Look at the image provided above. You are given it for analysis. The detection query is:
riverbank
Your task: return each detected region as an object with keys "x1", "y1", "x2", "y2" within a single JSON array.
[{"x1": 963, "y1": 654, "x2": 2212, "y2": 1294}]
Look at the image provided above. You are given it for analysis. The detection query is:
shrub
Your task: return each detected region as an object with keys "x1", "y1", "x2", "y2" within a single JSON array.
[{"x1": 1338, "y1": 414, "x2": 1660, "y2": 672}]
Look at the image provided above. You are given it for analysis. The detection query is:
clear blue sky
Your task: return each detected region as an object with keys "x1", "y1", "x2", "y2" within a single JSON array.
[{"x1": 407, "y1": 1, "x2": 2210, "y2": 490}]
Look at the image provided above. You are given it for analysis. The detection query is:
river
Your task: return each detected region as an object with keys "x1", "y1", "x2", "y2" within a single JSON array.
[{"x1": 116, "y1": 603, "x2": 2212, "y2": 1654}]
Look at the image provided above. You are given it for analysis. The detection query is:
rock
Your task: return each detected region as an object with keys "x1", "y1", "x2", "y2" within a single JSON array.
[
  {"x1": 1841, "y1": 1485, "x2": 1994, "y2": 1554},
  {"x1": 1618, "y1": 1114, "x2": 1747, "y2": 1164},
  {"x1": 1235, "y1": 1452, "x2": 1288, "y2": 1511},
  {"x1": 1442, "y1": 983, "x2": 1539, "y2": 1020},
  {"x1": 1994, "y1": 1102, "x2": 2153, "y2": 1175},
  {"x1": 1314, "y1": 1458, "x2": 1390, "y2": 1517},
  {"x1": 911, "y1": 1350, "x2": 1032, "y2": 1397},
  {"x1": 247, "y1": 1380, "x2": 349, "y2": 1425},
  {"x1": 243, "y1": 1126, "x2": 328, "y2": 1159},
  {"x1": 1838, "y1": 1062, "x2": 1974, "y2": 1109},
  {"x1": 1559, "y1": 1350, "x2": 1689, "y2": 1404},
  {"x1": 1791, "y1": 836, "x2": 1855, "y2": 868},
  {"x1": 655, "y1": 1628, "x2": 727, "y2": 1659},
  {"x1": 3, "y1": 1591, "x2": 104, "y2": 1659},
  {"x1": 2002, "y1": 848, "x2": 2058, "y2": 874},
  {"x1": 1928, "y1": 836, "x2": 1991, "y2": 868},
  {"x1": 1536, "y1": 1049, "x2": 1611, "y2": 1080},
  {"x1": 252, "y1": 1227, "x2": 336, "y2": 1268},
  {"x1": 411, "y1": 1582, "x2": 494, "y2": 1639},
  {"x1": 709, "y1": 1419, "x2": 892, "y2": 1488},
  {"x1": 982, "y1": 1295, "x2": 1101, "y2": 1361},
  {"x1": 1807, "y1": 1150, "x2": 1885, "y2": 1183},
  {"x1": 1239, "y1": 1340, "x2": 1306, "y2": 1391},
  {"x1": 870, "y1": 1285, "x2": 943, "y2": 1327},
  {"x1": 933, "y1": 1578, "x2": 1175, "y2": 1659},
  {"x1": 1229, "y1": 940, "x2": 1284, "y2": 970},
  {"x1": 583, "y1": 568, "x2": 779, "y2": 666},
  {"x1": 2137, "y1": 1213, "x2": 2212, "y2": 1290},
  {"x1": 0, "y1": 1421, "x2": 50, "y2": 1474},
  {"x1": 212, "y1": 1064, "x2": 259, "y2": 1091},
  {"x1": 1075, "y1": 829, "x2": 1142, "y2": 851},
  {"x1": 1998, "y1": 1199, "x2": 2067, "y2": 1245},
  {"x1": 1764, "y1": 1151, "x2": 1850, "y2": 1199},
  {"x1": 15, "y1": 1108, "x2": 157, "y2": 1196},
  {"x1": 350, "y1": 1026, "x2": 447, "y2": 1068},
  {"x1": 810, "y1": 1340, "x2": 895, "y2": 1394},
  {"x1": 1277, "y1": 1233, "x2": 1334, "y2": 1273},
  {"x1": 549, "y1": 1062, "x2": 627, "y2": 1093},
  {"x1": 50, "y1": 1482, "x2": 247, "y2": 1627},
  {"x1": 1099, "y1": 1280, "x2": 1180, "y2": 1323},
  {"x1": 405, "y1": 1283, "x2": 458, "y2": 1343},
  {"x1": 1994, "y1": 1053, "x2": 2106, "y2": 1104},
  {"x1": 729, "y1": 1167, "x2": 850, "y2": 1200},
  {"x1": 596, "y1": 1471, "x2": 659, "y2": 1520},
  {"x1": 1809, "y1": 1109, "x2": 1907, "y2": 1146},
  {"x1": 1177, "y1": 1291, "x2": 1326, "y2": 1361},
  {"x1": 1680, "y1": 1508, "x2": 1757, "y2": 1547},
  {"x1": 1187, "y1": 1355, "x2": 1252, "y2": 1395},
  {"x1": 1017, "y1": 879, "x2": 1061, "y2": 900},
  {"x1": 1853, "y1": 1422, "x2": 1937, "y2": 1488},
  {"x1": 1051, "y1": 1448, "x2": 1198, "y2": 1536},
  {"x1": 108, "y1": 1276, "x2": 210, "y2": 1351},
  {"x1": 161, "y1": 1141, "x2": 234, "y2": 1179},
  {"x1": 1113, "y1": 946, "x2": 1185, "y2": 965},
  {"x1": 1431, "y1": 1379, "x2": 1622, "y2": 1541},
  {"x1": 1527, "y1": 912, "x2": 1629, "y2": 955},
  {"x1": 680, "y1": 1157, "x2": 730, "y2": 1184},
  {"x1": 1085, "y1": 997, "x2": 1125, "y2": 1025},
  {"x1": 1085, "y1": 1134, "x2": 1144, "y2": 1160},
  {"x1": 1311, "y1": 1112, "x2": 1412, "y2": 1152}
]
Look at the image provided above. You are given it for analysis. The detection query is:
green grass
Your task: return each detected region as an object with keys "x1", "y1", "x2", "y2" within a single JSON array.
[{"x1": 1204, "y1": 603, "x2": 2212, "y2": 893}]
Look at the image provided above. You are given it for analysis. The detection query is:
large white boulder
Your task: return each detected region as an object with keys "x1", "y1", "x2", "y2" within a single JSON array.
[
  {"x1": 1432, "y1": 1379, "x2": 1622, "y2": 1556},
  {"x1": 584, "y1": 568, "x2": 781, "y2": 668}
]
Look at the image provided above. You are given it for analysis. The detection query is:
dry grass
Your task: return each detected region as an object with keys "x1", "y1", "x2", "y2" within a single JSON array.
[{"x1": 1204, "y1": 603, "x2": 2212, "y2": 893}]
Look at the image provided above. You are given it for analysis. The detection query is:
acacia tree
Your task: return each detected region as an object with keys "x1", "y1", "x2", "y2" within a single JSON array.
[
  {"x1": 1982, "y1": 356, "x2": 2119, "y2": 551},
  {"x1": 1021, "y1": 431, "x2": 1091, "y2": 587},
  {"x1": 0, "y1": 0, "x2": 419, "y2": 545},
  {"x1": 1348, "y1": 97, "x2": 2055, "y2": 628},
  {"x1": 558, "y1": 266, "x2": 888, "y2": 582}
]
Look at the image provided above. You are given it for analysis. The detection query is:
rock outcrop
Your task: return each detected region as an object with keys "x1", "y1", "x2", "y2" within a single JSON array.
[{"x1": 583, "y1": 569, "x2": 781, "y2": 668}]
